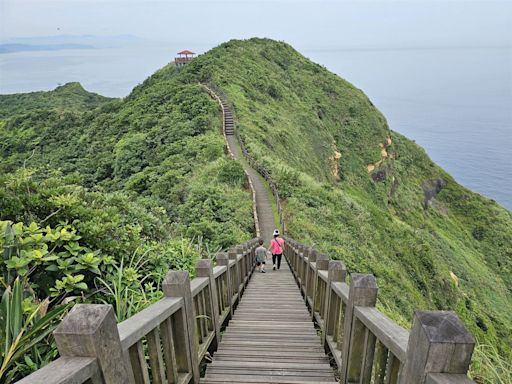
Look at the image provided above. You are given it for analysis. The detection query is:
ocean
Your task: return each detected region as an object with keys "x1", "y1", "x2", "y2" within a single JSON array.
[{"x1": 1, "y1": 45, "x2": 510, "y2": 210}]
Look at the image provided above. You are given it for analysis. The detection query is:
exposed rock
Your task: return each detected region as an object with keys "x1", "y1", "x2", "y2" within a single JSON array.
[
  {"x1": 422, "y1": 178, "x2": 448, "y2": 209},
  {"x1": 329, "y1": 142, "x2": 342, "y2": 179},
  {"x1": 388, "y1": 176, "x2": 399, "y2": 203},
  {"x1": 371, "y1": 169, "x2": 387, "y2": 183}
]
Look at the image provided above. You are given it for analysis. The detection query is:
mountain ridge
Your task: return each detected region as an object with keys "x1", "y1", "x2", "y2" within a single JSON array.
[{"x1": 0, "y1": 38, "x2": 510, "y2": 376}]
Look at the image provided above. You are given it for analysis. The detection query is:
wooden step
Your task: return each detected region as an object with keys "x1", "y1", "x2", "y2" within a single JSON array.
[
  {"x1": 202, "y1": 258, "x2": 336, "y2": 382},
  {"x1": 201, "y1": 379, "x2": 338, "y2": 384}
]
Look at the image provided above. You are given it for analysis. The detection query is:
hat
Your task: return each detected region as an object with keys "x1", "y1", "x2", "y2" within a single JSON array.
[{"x1": 273, "y1": 229, "x2": 280, "y2": 236}]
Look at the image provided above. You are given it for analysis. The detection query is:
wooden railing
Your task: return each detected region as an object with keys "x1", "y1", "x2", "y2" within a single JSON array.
[
  {"x1": 16, "y1": 239, "x2": 259, "y2": 384},
  {"x1": 202, "y1": 82, "x2": 286, "y2": 234},
  {"x1": 283, "y1": 237, "x2": 477, "y2": 384}
]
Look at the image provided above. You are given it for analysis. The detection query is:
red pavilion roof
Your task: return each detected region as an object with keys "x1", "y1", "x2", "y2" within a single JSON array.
[{"x1": 177, "y1": 50, "x2": 195, "y2": 55}]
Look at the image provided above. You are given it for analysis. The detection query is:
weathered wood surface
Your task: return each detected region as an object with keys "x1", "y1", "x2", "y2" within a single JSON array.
[
  {"x1": 201, "y1": 259, "x2": 337, "y2": 384},
  {"x1": 284, "y1": 238, "x2": 477, "y2": 384},
  {"x1": 354, "y1": 306, "x2": 408, "y2": 362},
  {"x1": 15, "y1": 357, "x2": 102, "y2": 384},
  {"x1": 426, "y1": 373, "x2": 477, "y2": 384},
  {"x1": 14, "y1": 236, "x2": 478, "y2": 384}
]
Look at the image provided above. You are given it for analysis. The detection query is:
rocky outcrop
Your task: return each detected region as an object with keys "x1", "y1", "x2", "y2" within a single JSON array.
[{"x1": 422, "y1": 178, "x2": 448, "y2": 209}]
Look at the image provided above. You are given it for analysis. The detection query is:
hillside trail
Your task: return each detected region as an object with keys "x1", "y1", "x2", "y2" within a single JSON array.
[
  {"x1": 200, "y1": 88, "x2": 337, "y2": 384},
  {"x1": 226, "y1": 134, "x2": 276, "y2": 246},
  {"x1": 204, "y1": 89, "x2": 276, "y2": 246}
]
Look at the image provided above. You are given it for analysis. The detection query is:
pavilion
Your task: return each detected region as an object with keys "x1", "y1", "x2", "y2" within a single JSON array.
[{"x1": 175, "y1": 50, "x2": 195, "y2": 66}]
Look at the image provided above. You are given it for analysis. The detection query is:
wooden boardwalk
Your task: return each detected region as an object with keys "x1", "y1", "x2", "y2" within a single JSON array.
[
  {"x1": 201, "y1": 261, "x2": 337, "y2": 384},
  {"x1": 16, "y1": 85, "x2": 478, "y2": 384}
]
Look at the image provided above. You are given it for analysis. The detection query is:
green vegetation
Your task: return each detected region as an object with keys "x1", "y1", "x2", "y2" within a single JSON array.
[
  {"x1": 0, "y1": 38, "x2": 510, "y2": 381},
  {"x1": 0, "y1": 76, "x2": 253, "y2": 379},
  {"x1": 175, "y1": 38, "x2": 511, "y2": 379},
  {"x1": 0, "y1": 82, "x2": 113, "y2": 120}
]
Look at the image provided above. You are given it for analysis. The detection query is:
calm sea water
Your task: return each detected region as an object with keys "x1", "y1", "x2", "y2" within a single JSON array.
[{"x1": 1, "y1": 45, "x2": 511, "y2": 209}]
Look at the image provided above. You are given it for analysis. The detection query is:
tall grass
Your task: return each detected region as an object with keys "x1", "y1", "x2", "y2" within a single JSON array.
[
  {"x1": 96, "y1": 250, "x2": 155, "y2": 321},
  {"x1": 470, "y1": 344, "x2": 512, "y2": 384}
]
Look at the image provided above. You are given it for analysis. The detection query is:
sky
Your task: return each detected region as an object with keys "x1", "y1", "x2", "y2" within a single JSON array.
[
  {"x1": 0, "y1": 0, "x2": 511, "y2": 208},
  {"x1": 1, "y1": 0, "x2": 511, "y2": 50}
]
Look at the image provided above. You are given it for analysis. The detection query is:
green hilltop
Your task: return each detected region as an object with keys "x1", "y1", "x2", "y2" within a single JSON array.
[
  {"x1": 0, "y1": 82, "x2": 113, "y2": 119},
  {"x1": 175, "y1": 38, "x2": 511, "y2": 361},
  {"x1": 0, "y1": 38, "x2": 510, "y2": 380}
]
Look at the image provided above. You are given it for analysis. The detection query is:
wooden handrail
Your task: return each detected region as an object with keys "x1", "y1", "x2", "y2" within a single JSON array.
[
  {"x1": 118, "y1": 297, "x2": 184, "y2": 350},
  {"x1": 354, "y1": 306, "x2": 409, "y2": 362},
  {"x1": 16, "y1": 238, "x2": 260, "y2": 384},
  {"x1": 283, "y1": 236, "x2": 477, "y2": 384},
  {"x1": 15, "y1": 357, "x2": 101, "y2": 384}
]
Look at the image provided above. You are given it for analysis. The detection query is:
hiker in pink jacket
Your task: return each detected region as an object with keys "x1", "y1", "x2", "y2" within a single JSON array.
[{"x1": 270, "y1": 229, "x2": 285, "y2": 270}]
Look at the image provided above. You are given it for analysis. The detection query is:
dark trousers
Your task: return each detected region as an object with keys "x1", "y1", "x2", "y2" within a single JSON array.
[{"x1": 272, "y1": 254, "x2": 282, "y2": 269}]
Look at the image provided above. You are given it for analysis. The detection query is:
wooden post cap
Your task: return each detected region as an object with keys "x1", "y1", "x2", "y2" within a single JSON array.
[
  {"x1": 316, "y1": 253, "x2": 330, "y2": 270},
  {"x1": 54, "y1": 304, "x2": 132, "y2": 383},
  {"x1": 309, "y1": 249, "x2": 318, "y2": 262},
  {"x1": 347, "y1": 273, "x2": 378, "y2": 308},
  {"x1": 162, "y1": 271, "x2": 190, "y2": 297},
  {"x1": 402, "y1": 311, "x2": 475, "y2": 383},
  {"x1": 196, "y1": 259, "x2": 213, "y2": 274},
  {"x1": 414, "y1": 311, "x2": 475, "y2": 345},
  {"x1": 328, "y1": 260, "x2": 347, "y2": 282},
  {"x1": 55, "y1": 304, "x2": 112, "y2": 337},
  {"x1": 216, "y1": 252, "x2": 228, "y2": 263},
  {"x1": 350, "y1": 273, "x2": 377, "y2": 289}
]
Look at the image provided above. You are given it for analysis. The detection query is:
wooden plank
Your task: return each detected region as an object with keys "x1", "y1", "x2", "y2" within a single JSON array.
[
  {"x1": 426, "y1": 373, "x2": 476, "y2": 384},
  {"x1": 190, "y1": 277, "x2": 209, "y2": 297},
  {"x1": 373, "y1": 340, "x2": 389, "y2": 384},
  {"x1": 202, "y1": 259, "x2": 337, "y2": 384},
  {"x1": 354, "y1": 306, "x2": 409, "y2": 362},
  {"x1": 360, "y1": 328, "x2": 376, "y2": 383},
  {"x1": 161, "y1": 317, "x2": 179, "y2": 383},
  {"x1": 212, "y1": 265, "x2": 227, "y2": 279},
  {"x1": 201, "y1": 378, "x2": 339, "y2": 384},
  {"x1": 15, "y1": 357, "x2": 101, "y2": 384},
  {"x1": 128, "y1": 340, "x2": 150, "y2": 384},
  {"x1": 146, "y1": 327, "x2": 167, "y2": 384},
  {"x1": 331, "y1": 281, "x2": 349, "y2": 303},
  {"x1": 385, "y1": 353, "x2": 401, "y2": 384},
  {"x1": 118, "y1": 297, "x2": 183, "y2": 350}
]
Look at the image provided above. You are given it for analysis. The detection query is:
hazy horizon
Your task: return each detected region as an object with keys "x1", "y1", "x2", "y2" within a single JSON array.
[
  {"x1": 0, "y1": 0, "x2": 511, "y2": 209},
  {"x1": 2, "y1": 1, "x2": 511, "y2": 47}
]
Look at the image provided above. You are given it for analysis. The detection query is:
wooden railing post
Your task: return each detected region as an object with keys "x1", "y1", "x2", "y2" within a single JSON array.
[
  {"x1": 216, "y1": 252, "x2": 233, "y2": 317},
  {"x1": 290, "y1": 240, "x2": 297, "y2": 275},
  {"x1": 297, "y1": 244, "x2": 303, "y2": 291},
  {"x1": 228, "y1": 248, "x2": 240, "y2": 298},
  {"x1": 340, "y1": 273, "x2": 378, "y2": 383},
  {"x1": 306, "y1": 248, "x2": 317, "y2": 305},
  {"x1": 322, "y1": 260, "x2": 346, "y2": 345},
  {"x1": 196, "y1": 259, "x2": 221, "y2": 351},
  {"x1": 251, "y1": 239, "x2": 257, "y2": 267},
  {"x1": 163, "y1": 271, "x2": 200, "y2": 384},
  {"x1": 313, "y1": 253, "x2": 329, "y2": 321},
  {"x1": 400, "y1": 311, "x2": 475, "y2": 384},
  {"x1": 242, "y1": 243, "x2": 249, "y2": 281},
  {"x1": 53, "y1": 304, "x2": 133, "y2": 384}
]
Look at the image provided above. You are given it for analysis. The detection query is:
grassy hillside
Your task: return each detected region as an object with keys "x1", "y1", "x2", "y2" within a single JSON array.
[
  {"x1": 0, "y1": 69, "x2": 253, "y2": 380},
  {"x1": 0, "y1": 77, "x2": 254, "y2": 246},
  {"x1": 1, "y1": 38, "x2": 510, "y2": 381},
  {"x1": 0, "y1": 82, "x2": 113, "y2": 119},
  {"x1": 175, "y1": 39, "x2": 512, "y2": 365}
]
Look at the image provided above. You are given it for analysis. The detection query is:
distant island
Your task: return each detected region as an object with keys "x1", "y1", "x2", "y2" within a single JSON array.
[
  {"x1": 0, "y1": 43, "x2": 94, "y2": 54},
  {"x1": 0, "y1": 34, "x2": 144, "y2": 54}
]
